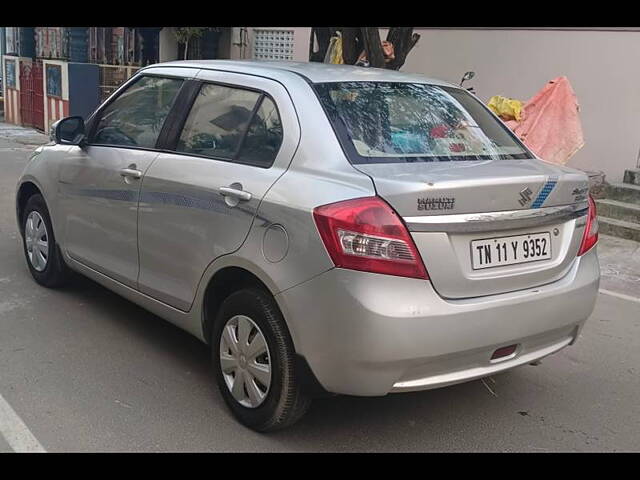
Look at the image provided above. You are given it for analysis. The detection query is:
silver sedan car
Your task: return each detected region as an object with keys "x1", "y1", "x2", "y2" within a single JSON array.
[{"x1": 15, "y1": 61, "x2": 600, "y2": 431}]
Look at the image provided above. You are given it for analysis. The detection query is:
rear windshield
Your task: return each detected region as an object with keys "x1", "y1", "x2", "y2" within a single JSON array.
[{"x1": 314, "y1": 82, "x2": 531, "y2": 164}]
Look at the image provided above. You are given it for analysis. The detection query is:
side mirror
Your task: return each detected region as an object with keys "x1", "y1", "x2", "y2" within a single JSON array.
[
  {"x1": 460, "y1": 71, "x2": 475, "y2": 86},
  {"x1": 51, "y1": 116, "x2": 86, "y2": 146}
]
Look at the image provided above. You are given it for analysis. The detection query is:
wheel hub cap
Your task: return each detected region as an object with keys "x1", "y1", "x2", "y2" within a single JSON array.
[
  {"x1": 25, "y1": 211, "x2": 48, "y2": 272},
  {"x1": 219, "y1": 315, "x2": 272, "y2": 408}
]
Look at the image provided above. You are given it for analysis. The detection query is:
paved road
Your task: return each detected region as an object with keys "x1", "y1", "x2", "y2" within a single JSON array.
[
  {"x1": 0, "y1": 124, "x2": 639, "y2": 452},
  {"x1": 598, "y1": 234, "x2": 640, "y2": 299}
]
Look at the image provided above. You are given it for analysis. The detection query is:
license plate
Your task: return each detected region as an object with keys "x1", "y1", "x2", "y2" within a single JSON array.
[{"x1": 471, "y1": 232, "x2": 552, "y2": 270}]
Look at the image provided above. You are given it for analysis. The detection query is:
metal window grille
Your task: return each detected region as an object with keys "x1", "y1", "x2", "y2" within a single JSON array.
[
  {"x1": 89, "y1": 28, "x2": 109, "y2": 64},
  {"x1": 6, "y1": 27, "x2": 18, "y2": 55},
  {"x1": 89, "y1": 27, "x2": 142, "y2": 66},
  {"x1": 98, "y1": 65, "x2": 139, "y2": 102},
  {"x1": 252, "y1": 29, "x2": 294, "y2": 61},
  {"x1": 5, "y1": 27, "x2": 18, "y2": 55},
  {"x1": 36, "y1": 27, "x2": 69, "y2": 60}
]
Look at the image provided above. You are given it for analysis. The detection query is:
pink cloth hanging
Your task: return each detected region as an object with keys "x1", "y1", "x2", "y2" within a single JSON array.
[{"x1": 507, "y1": 76, "x2": 585, "y2": 165}]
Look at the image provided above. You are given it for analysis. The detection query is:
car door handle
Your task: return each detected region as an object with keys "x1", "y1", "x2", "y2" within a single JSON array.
[
  {"x1": 219, "y1": 186, "x2": 252, "y2": 202},
  {"x1": 119, "y1": 168, "x2": 142, "y2": 179}
]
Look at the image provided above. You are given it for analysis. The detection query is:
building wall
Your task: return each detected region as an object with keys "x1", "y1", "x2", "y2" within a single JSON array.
[
  {"x1": 42, "y1": 59, "x2": 69, "y2": 131},
  {"x1": 228, "y1": 27, "x2": 311, "y2": 61},
  {"x1": 3, "y1": 27, "x2": 155, "y2": 129},
  {"x1": 2, "y1": 55, "x2": 22, "y2": 125},
  {"x1": 159, "y1": 27, "x2": 178, "y2": 62},
  {"x1": 1, "y1": 28, "x2": 5, "y2": 117},
  {"x1": 236, "y1": 27, "x2": 635, "y2": 182},
  {"x1": 68, "y1": 62, "x2": 100, "y2": 120},
  {"x1": 0, "y1": 27, "x2": 5, "y2": 81},
  {"x1": 158, "y1": 27, "x2": 313, "y2": 63},
  {"x1": 395, "y1": 28, "x2": 640, "y2": 182},
  {"x1": 226, "y1": 27, "x2": 636, "y2": 181},
  {"x1": 7, "y1": 27, "x2": 631, "y2": 181},
  {"x1": 217, "y1": 29, "x2": 232, "y2": 59}
]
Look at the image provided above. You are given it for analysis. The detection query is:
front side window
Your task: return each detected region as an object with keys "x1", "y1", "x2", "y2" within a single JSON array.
[
  {"x1": 177, "y1": 84, "x2": 261, "y2": 159},
  {"x1": 315, "y1": 82, "x2": 530, "y2": 164},
  {"x1": 92, "y1": 75, "x2": 183, "y2": 148}
]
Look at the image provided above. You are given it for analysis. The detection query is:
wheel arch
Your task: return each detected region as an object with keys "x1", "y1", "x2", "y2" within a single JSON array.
[
  {"x1": 16, "y1": 181, "x2": 44, "y2": 236},
  {"x1": 201, "y1": 264, "x2": 330, "y2": 398},
  {"x1": 202, "y1": 266, "x2": 276, "y2": 347}
]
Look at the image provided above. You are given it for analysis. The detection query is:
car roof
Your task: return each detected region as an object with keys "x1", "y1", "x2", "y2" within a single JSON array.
[{"x1": 142, "y1": 60, "x2": 456, "y2": 87}]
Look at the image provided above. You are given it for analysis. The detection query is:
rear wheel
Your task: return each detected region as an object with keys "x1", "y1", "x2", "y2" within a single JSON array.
[
  {"x1": 22, "y1": 194, "x2": 71, "y2": 287},
  {"x1": 212, "y1": 288, "x2": 311, "y2": 432}
]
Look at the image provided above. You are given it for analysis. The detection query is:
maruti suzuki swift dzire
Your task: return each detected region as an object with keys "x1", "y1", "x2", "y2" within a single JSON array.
[{"x1": 16, "y1": 61, "x2": 599, "y2": 431}]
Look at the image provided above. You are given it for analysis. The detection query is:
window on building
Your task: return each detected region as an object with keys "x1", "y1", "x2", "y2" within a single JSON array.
[
  {"x1": 177, "y1": 84, "x2": 262, "y2": 159},
  {"x1": 5, "y1": 60, "x2": 17, "y2": 88},
  {"x1": 5, "y1": 28, "x2": 18, "y2": 55},
  {"x1": 252, "y1": 29, "x2": 294, "y2": 61},
  {"x1": 98, "y1": 66, "x2": 139, "y2": 102},
  {"x1": 45, "y1": 64, "x2": 62, "y2": 97},
  {"x1": 88, "y1": 27, "x2": 143, "y2": 66},
  {"x1": 36, "y1": 27, "x2": 68, "y2": 60},
  {"x1": 92, "y1": 75, "x2": 183, "y2": 148}
]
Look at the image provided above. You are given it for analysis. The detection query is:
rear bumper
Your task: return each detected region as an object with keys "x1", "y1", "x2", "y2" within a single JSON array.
[{"x1": 276, "y1": 247, "x2": 599, "y2": 396}]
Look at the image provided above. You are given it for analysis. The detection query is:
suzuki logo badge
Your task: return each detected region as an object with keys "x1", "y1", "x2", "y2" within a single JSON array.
[{"x1": 518, "y1": 187, "x2": 533, "y2": 207}]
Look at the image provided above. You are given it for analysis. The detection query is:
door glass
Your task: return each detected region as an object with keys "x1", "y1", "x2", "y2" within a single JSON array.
[
  {"x1": 237, "y1": 97, "x2": 283, "y2": 167},
  {"x1": 176, "y1": 84, "x2": 261, "y2": 159},
  {"x1": 92, "y1": 75, "x2": 183, "y2": 148}
]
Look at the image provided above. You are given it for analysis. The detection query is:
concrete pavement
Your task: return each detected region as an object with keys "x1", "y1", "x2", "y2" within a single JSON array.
[
  {"x1": 0, "y1": 123, "x2": 638, "y2": 452},
  {"x1": 598, "y1": 234, "x2": 640, "y2": 299}
]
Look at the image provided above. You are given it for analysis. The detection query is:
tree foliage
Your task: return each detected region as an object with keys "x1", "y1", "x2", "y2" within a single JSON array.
[{"x1": 309, "y1": 27, "x2": 420, "y2": 70}]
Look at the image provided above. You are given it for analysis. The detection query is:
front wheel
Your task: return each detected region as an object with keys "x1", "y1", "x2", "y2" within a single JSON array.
[
  {"x1": 212, "y1": 288, "x2": 311, "y2": 432},
  {"x1": 21, "y1": 194, "x2": 71, "y2": 287}
]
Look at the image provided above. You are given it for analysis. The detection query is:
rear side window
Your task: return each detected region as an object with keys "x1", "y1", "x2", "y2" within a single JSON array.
[
  {"x1": 176, "y1": 83, "x2": 283, "y2": 168},
  {"x1": 177, "y1": 84, "x2": 260, "y2": 159},
  {"x1": 237, "y1": 97, "x2": 283, "y2": 167},
  {"x1": 92, "y1": 75, "x2": 183, "y2": 148}
]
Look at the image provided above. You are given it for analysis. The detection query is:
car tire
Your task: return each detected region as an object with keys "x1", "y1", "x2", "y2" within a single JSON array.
[
  {"x1": 212, "y1": 287, "x2": 311, "y2": 432},
  {"x1": 21, "y1": 194, "x2": 71, "y2": 288}
]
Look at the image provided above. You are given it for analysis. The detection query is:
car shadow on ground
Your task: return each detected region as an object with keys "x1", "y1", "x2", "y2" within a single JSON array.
[
  {"x1": 56, "y1": 271, "x2": 531, "y2": 451},
  {"x1": 61, "y1": 271, "x2": 214, "y2": 376}
]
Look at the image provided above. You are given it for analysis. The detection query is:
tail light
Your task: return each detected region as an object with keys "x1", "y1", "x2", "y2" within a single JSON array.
[
  {"x1": 313, "y1": 196, "x2": 429, "y2": 279},
  {"x1": 577, "y1": 195, "x2": 598, "y2": 256}
]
